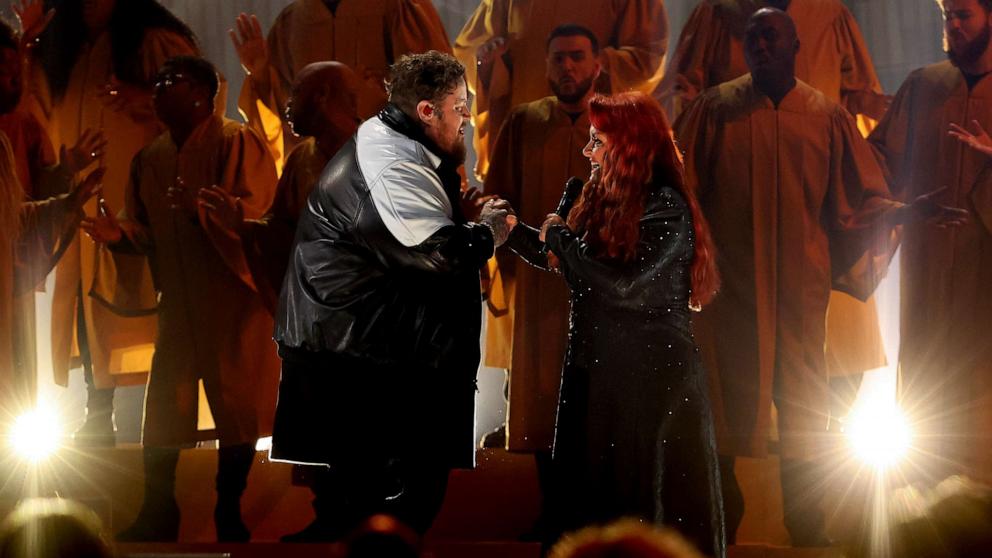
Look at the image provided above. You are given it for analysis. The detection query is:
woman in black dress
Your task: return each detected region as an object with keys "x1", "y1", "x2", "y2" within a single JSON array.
[{"x1": 505, "y1": 91, "x2": 726, "y2": 557}]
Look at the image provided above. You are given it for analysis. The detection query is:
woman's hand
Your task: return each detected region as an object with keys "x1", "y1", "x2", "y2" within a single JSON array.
[
  {"x1": 61, "y1": 128, "x2": 108, "y2": 175},
  {"x1": 197, "y1": 185, "x2": 244, "y2": 231},
  {"x1": 949, "y1": 120, "x2": 992, "y2": 158},
  {"x1": 539, "y1": 213, "x2": 565, "y2": 243},
  {"x1": 68, "y1": 166, "x2": 105, "y2": 210}
]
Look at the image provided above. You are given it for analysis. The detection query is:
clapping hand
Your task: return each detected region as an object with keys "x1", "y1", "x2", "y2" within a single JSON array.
[
  {"x1": 949, "y1": 120, "x2": 992, "y2": 158},
  {"x1": 61, "y1": 128, "x2": 108, "y2": 175},
  {"x1": 229, "y1": 13, "x2": 268, "y2": 77},
  {"x1": 909, "y1": 186, "x2": 970, "y2": 228},
  {"x1": 13, "y1": 0, "x2": 54, "y2": 48},
  {"x1": 197, "y1": 185, "x2": 244, "y2": 231}
]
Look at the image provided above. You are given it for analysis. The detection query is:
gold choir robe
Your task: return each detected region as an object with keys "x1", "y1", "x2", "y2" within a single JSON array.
[
  {"x1": 453, "y1": 0, "x2": 668, "y2": 179},
  {"x1": 247, "y1": 137, "x2": 330, "y2": 313},
  {"x1": 102, "y1": 116, "x2": 280, "y2": 446},
  {"x1": 869, "y1": 62, "x2": 992, "y2": 482},
  {"x1": 660, "y1": 0, "x2": 887, "y2": 380},
  {"x1": 675, "y1": 76, "x2": 899, "y2": 459},
  {"x1": 239, "y1": 0, "x2": 451, "y2": 167},
  {"x1": 39, "y1": 29, "x2": 198, "y2": 390},
  {"x1": 485, "y1": 96, "x2": 591, "y2": 451}
]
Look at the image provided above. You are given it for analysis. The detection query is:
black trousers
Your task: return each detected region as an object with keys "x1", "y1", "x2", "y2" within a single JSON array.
[{"x1": 271, "y1": 349, "x2": 475, "y2": 535}]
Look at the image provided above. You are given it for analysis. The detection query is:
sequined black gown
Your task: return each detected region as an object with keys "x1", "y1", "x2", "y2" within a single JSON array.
[{"x1": 506, "y1": 181, "x2": 726, "y2": 557}]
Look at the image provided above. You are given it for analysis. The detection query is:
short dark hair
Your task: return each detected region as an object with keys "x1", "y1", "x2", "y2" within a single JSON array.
[
  {"x1": 161, "y1": 55, "x2": 219, "y2": 101},
  {"x1": 386, "y1": 51, "x2": 465, "y2": 117},
  {"x1": 0, "y1": 19, "x2": 18, "y2": 52},
  {"x1": 546, "y1": 23, "x2": 600, "y2": 54}
]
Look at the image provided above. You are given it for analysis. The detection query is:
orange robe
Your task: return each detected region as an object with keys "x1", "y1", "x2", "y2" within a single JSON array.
[
  {"x1": 484, "y1": 96, "x2": 591, "y2": 451},
  {"x1": 453, "y1": 0, "x2": 668, "y2": 180},
  {"x1": 246, "y1": 137, "x2": 330, "y2": 313},
  {"x1": 38, "y1": 29, "x2": 199, "y2": 390},
  {"x1": 102, "y1": 115, "x2": 280, "y2": 446},
  {"x1": 0, "y1": 134, "x2": 80, "y2": 421},
  {"x1": 869, "y1": 62, "x2": 992, "y2": 483},
  {"x1": 660, "y1": 0, "x2": 887, "y2": 380},
  {"x1": 675, "y1": 76, "x2": 899, "y2": 459},
  {"x1": 238, "y1": 0, "x2": 451, "y2": 167}
]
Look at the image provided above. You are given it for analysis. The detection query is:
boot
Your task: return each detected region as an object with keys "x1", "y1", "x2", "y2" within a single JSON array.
[
  {"x1": 281, "y1": 467, "x2": 350, "y2": 542},
  {"x1": 73, "y1": 390, "x2": 116, "y2": 448},
  {"x1": 117, "y1": 447, "x2": 181, "y2": 541},
  {"x1": 215, "y1": 443, "x2": 255, "y2": 542}
]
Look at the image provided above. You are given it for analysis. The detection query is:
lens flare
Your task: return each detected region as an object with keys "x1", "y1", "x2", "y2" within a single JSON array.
[
  {"x1": 846, "y1": 400, "x2": 912, "y2": 470},
  {"x1": 8, "y1": 405, "x2": 62, "y2": 463}
]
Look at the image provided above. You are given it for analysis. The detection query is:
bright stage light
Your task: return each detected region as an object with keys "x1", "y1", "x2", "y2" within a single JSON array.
[
  {"x1": 8, "y1": 406, "x2": 63, "y2": 462},
  {"x1": 846, "y1": 400, "x2": 912, "y2": 470}
]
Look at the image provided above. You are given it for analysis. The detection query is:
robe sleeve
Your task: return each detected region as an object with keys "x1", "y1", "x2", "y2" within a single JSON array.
[
  {"x1": 482, "y1": 108, "x2": 525, "y2": 313},
  {"x1": 390, "y1": 0, "x2": 453, "y2": 58},
  {"x1": 88, "y1": 153, "x2": 158, "y2": 317},
  {"x1": 197, "y1": 124, "x2": 279, "y2": 293},
  {"x1": 236, "y1": 15, "x2": 288, "y2": 172},
  {"x1": 602, "y1": 0, "x2": 668, "y2": 96},
  {"x1": 14, "y1": 193, "x2": 82, "y2": 295},
  {"x1": 673, "y1": 92, "x2": 717, "y2": 200},
  {"x1": 868, "y1": 72, "x2": 917, "y2": 201},
  {"x1": 655, "y1": 2, "x2": 717, "y2": 119},
  {"x1": 827, "y1": 109, "x2": 902, "y2": 300}
]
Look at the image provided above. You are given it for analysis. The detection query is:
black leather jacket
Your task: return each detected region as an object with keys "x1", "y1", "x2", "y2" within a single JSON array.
[{"x1": 274, "y1": 104, "x2": 493, "y2": 371}]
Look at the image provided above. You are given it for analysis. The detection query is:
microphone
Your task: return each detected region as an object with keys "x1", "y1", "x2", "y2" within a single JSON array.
[
  {"x1": 555, "y1": 176, "x2": 585, "y2": 218},
  {"x1": 542, "y1": 176, "x2": 585, "y2": 254}
]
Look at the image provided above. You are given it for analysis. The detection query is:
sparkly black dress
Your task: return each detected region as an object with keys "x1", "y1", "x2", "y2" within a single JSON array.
[{"x1": 506, "y1": 181, "x2": 726, "y2": 557}]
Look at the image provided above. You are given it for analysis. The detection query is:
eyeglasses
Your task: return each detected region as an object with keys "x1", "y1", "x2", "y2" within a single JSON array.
[{"x1": 154, "y1": 72, "x2": 189, "y2": 89}]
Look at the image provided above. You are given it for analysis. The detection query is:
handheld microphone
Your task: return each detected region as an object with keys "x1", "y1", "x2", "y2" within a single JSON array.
[
  {"x1": 555, "y1": 176, "x2": 585, "y2": 218},
  {"x1": 542, "y1": 177, "x2": 585, "y2": 255}
]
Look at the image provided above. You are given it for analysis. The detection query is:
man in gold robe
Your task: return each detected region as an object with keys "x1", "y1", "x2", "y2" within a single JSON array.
[
  {"x1": 483, "y1": 24, "x2": 600, "y2": 455},
  {"x1": 33, "y1": 0, "x2": 202, "y2": 446},
  {"x1": 869, "y1": 0, "x2": 992, "y2": 486},
  {"x1": 675, "y1": 9, "x2": 965, "y2": 546},
  {"x1": 83, "y1": 56, "x2": 279, "y2": 542},
  {"x1": 661, "y1": 0, "x2": 891, "y2": 437},
  {"x1": 242, "y1": 61, "x2": 361, "y2": 313},
  {"x1": 230, "y1": 0, "x2": 451, "y2": 168},
  {"x1": 453, "y1": 0, "x2": 668, "y2": 181}
]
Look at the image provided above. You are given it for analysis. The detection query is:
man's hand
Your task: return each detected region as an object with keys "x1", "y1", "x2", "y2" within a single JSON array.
[
  {"x1": 229, "y1": 13, "x2": 268, "y2": 77},
  {"x1": 478, "y1": 198, "x2": 515, "y2": 247},
  {"x1": 949, "y1": 120, "x2": 992, "y2": 158},
  {"x1": 14, "y1": 0, "x2": 55, "y2": 48},
  {"x1": 539, "y1": 213, "x2": 566, "y2": 243},
  {"x1": 908, "y1": 187, "x2": 970, "y2": 228},
  {"x1": 197, "y1": 185, "x2": 244, "y2": 231},
  {"x1": 99, "y1": 77, "x2": 154, "y2": 120},
  {"x1": 61, "y1": 128, "x2": 108, "y2": 175},
  {"x1": 460, "y1": 187, "x2": 497, "y2": 222},
  {"x1": 848, "y1": 90, "x2": 893, "y2": 122},
  {"x1": 475, "y1": 36, "x2": 508, "y2": 69}
]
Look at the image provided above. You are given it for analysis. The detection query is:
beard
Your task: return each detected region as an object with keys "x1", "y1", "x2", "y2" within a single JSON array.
[
  {"x1": 948, "y1": 25, "x2": 992, "y2": 68},
  {"x1": 549, "y1": 76, "x2": 595, "y2": 105}
]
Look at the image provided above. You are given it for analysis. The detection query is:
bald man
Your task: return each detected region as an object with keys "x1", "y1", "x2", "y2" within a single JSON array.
[
  {"x1": 675, "y1": 8, "x2": 964, "y2": 546},
  {"x1": 243, "y1": 61, "x2": 361, "y2": 313}
]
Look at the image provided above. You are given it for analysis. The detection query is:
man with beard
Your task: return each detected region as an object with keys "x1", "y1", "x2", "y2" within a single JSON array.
[
  {"x1": 269, "y1": 51, "x2": 515, "y2": 537},
  {"x1": 481, "y1": 24, "x2": 600, "y2": 457},
  {"x1": 675, "y1": 8, "x2": 967, "y2": 546},
  {"x1": 869, "y1": 0, "x2": 992, "y2": 486},
  {"x1": 453, "y1": 0, "x2": 668, "y2": 181}
]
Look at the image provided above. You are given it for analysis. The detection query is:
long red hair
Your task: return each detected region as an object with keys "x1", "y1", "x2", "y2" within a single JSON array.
[{"x1": 567, "y1": 92, "x2": 720, "y2": 309}]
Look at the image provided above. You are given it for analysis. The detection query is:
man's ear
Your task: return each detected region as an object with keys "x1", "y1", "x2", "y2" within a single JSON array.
[{"x1": 416, "y1": 99, "x2": 434, "y2": 124}]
